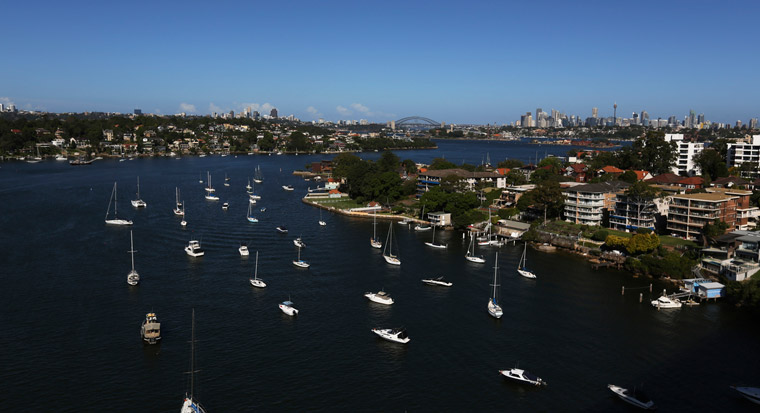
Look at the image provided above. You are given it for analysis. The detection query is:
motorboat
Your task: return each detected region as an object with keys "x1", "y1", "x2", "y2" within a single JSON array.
[
  {"x1": 608, "y1": 384, "x2": 655, "y2": 410},
  {"x1": 105, "y1": 182, "x2": 133, "y2": 226},
  {"x1": 499, "y1": 367, "x2": 546, "y2": 386},
  {"x1": 293, "y1": 237, "x2": 306, "y2": 248},
  {"x1": 127, "y1": 231, "x2": 140, "y2": 286},
  {"x1": 292, "y1": 245, "x2": 310, "y2": 268},
  {"x1": 248, "y1": 197, "x2": 257, "y2": 205},
  {"x1": 421, "y1": 277, "x2": 452, "y2": 287},
  {"x1": 731, "y1": 386, "x2": 760, "y2": 405},
  {"x1": 279, "y1": 300, "x2": 298, "y2": 316},
  {"x1": 222, "y1": 202, "x2": 229, "y2": 210},
  {"x1": 276, "y1": 226, "x2": 288, "y2": 234},
  {"x1": 364, "y1": 290, "x2": 394, "y2": 305},
  {"x1": 488, "y1": 253, "x2": 503, "y2": 319},
  {"x1": 249, "y1": 251, "x2": 266, "y2": 288},
  {"x1": 239, "y1": 243, "x2": 249, "y2": 256},
  {"x1": 260, "y1": 207, "x2": 267, "y2": 212},
  {"x1": 282, "y1": 185, "x2": 294, "y2": 191},
  {"x1": 55, "y1": 154, "x2": 67, "y2": 161},
  {"x1": 372, "y1": 328, "x2": 410, "y2": 344},
  {"x1": 185, "y1": 240, "x2": 204, "y2": 257},
  {"x1": 651, "y1": 295, "x2": 682, "y2": 309},
  {"x1": 414, "y1": 224, "x2": 432, "y2": 231},
  {"x1": 517, "y1": 242, "x2": 537, "y2": 279},
  {"x1": 140, "y1": 312, "x2": 161, "y2": 344},
  {"x1": 398, "y1": 218, "x2": 412, "y2": 225},
  {"x1": 131, "y1": 176, "x2": 147, "y2": 208}
]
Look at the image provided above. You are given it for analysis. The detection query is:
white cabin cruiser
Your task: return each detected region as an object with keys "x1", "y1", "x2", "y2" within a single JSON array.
[
  {"x1": 364, "y1": 291, "x2": 394, "y2": 305},
  {"x1": 421, "y1": 277, "x2": 452, "y2": 287},
  {"x1": 372, "y1": 328, "x2": 410, "y2": 344},
  {"x1": 608, "y1": 384, "x2": 655, "y2": 410},
  {"x1": 293, "y1": 237, "x2": 306, "y2": 248},
  {"x1": 279, "y1": 300, "x2": 298, "y2": 316},
  {"x1": 239, "y1": 244, "x2": 249, "y2": 256},
  {"x1": 282, "y1": 185, "x2": 294, "y2": 191},
  {"x1": 651, "y1": 295, "x2": 682, "y2": 309},
  {"x1": 185, "y1": 240, "x2": 204, "y2": 257},
  {"x1": 499, "y1": 367, "x2": 546, "y2": 386}
]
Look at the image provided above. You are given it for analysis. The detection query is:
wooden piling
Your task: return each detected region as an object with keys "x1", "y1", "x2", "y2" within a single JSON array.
[
  {"x1": 639, "y1": 293, "x2": 643, "y2": 303},
  {"x1": 621, "y1": 286, "x2": 625, "y2": 296}
]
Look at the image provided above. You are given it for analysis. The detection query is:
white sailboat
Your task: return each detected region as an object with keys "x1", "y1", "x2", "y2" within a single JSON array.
[
  {"x1": 249, "y1": 181, "x2": 261, "y2": 200},
  {"x1": 247, "y1": 202, "x2": 258, "y2": 223},
  {"x1": 204, "y1": 172, "x2": 219, "y2": 200},
  {"x1": 253, "y1": 165, "x2": 263, "y2": 183},
  {"x1": 249, "y1": 251, "x2": 266, "y2": 288},
  {"x1": 517, "y1": 242, "x2": 537, "y2": 279},
  {"x1": 465, "y1": 234, "x2": 486, "y2": 263},
  {"x1": 382, "y1": 222, "x2": 401, "y2": 265},
  {"x1": 246, "y1": 177, "x2": 252, "y2": 192},
  {"x1": 180, "y1": 202, "x2": 187, "y2": 227},
  {"x1": 198, "y1": 172, "x2": 203, "y2": 184},
  {"x1": 105, "y1": 182, "x2": 133, "y2": 225},
  {"x1": 127, "y1": 230, "x2": 139, "y2": 286},
  {"x1": 370, "y1": 210, "x2": 382, "y2": 249},
  {"x1": 318, "y1": 209, "x2": 326, "y2": 226},
  {"x1": 293, "y1": 245, "x2": 310, "y2": 268},
  {"x1": 174, "y1": 188, "x2": 184, "y2": 216},
  {"x1": 131, "y1": 177, "x2": 147, "y2": 208},
  {"x1": 180, "y1": 309, "x2": 207, "y2": 413},
  {"x1": 488, "y1": 252, "x2": 503, "y2": 319},
  {"x1": 223, "y1": 173, "x2": 230, "y2": 186},
  {"x1": 424, "y1": 225, "x2": 447, "y2": 249}
]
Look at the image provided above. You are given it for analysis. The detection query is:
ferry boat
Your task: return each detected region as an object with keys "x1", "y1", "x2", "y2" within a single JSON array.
[
  {"x1": 499, "y1": 367, "x2": 546, "y2": 386},
  {"x1": 372, "y1": 328, "x2": 410, "y2": 344},
  {"x1": 140, "y1": 313, "x2": 161, "y2": 344},
  {"x1": 185, "y1": 240, "x2": 204, "y2": 257},
  {"x1": 421, "y1": 277, "x2": 452, "y2": 287},
  {"x1": 364, "y1": 290, "x2": 394, "y2": 305},
  {"x1": 608, "y1": 384, "x2": 655, "y2": 410}
]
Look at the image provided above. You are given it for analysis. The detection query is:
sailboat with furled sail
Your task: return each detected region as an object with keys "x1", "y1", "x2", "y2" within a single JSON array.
[
  {"x1": 105, "y1": 182, "x2": 133, "y2": 225},
  {"x1": 127, "y1": 230, "x2": 139, "y2": 286},
  {"x1": 370, "y1": 210, "x2": 382, "y2": 249},
  {"x1": 488, "y1": 252, "x2": 503, "y2": 319},
  {"x1": 517, "y1": 242, "x2": 537, "y2": 279},
  {"x1": 180, "y1": 309, "x2": 207, "y2": 413},
  {"x1": 174, "y1": 188, "x2": 184, "y2": 216},
  {"x1": 382, "y1": 222, "x2": 401, "y2": 265},
  {"x1": 131, "y1": 176, "x2": 146, "y2": 208},
  {"x1": 466, "y1": 234, "x2": 486, "y2": 263}
]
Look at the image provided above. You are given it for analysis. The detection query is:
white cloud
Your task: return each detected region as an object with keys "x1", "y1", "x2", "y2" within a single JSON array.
[
  {"x1": 336, "y1": 105, "x2": 351, "y2": 116},
  {"x1": 179, "y1": 103, "x2": 197, "y2": 113},
  {"x1": 238, "y1": 102, "x2": 276, "y2": 115},
  {"x1": 209, "y1": 102, "x2": 224, "y2": 114},
  {"x1": 306, "y1": 106, "x2": 323, "y2": 118},
  {"x1": 0, "y1": 97, "x2": 13, "y2": 106},
  {"x1": 350, "y1": 103, "x2": 371, "y2": 114}
]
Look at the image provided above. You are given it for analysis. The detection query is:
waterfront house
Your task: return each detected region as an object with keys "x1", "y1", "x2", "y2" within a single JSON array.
[
  {"x1": 492, "y1": 184, "x2": 536, "y2": 208},
  {"x1": 428, "y1": 212, "x2": 451, "y2": 227},
  {"x1": 682, "y1": 278, "x2": 726, "y2": 297},
  {"x1": 563, "y1": 181, "x2": 629, "y2": 226},
  {"x1": 416, "y1": 169, "x2": 506, "y2": 197}
]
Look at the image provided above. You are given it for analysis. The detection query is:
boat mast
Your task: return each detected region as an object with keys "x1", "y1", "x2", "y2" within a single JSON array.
[
  {"x1": 113, "y1": 183, "x2": 118, "y2": 218},
  {"x1": 492, "y1": 252, "x2": 500, "y2": 304},
  {"x1": 189, "y1": 309, "x2": 195, "y2": 400},
  {"x1": 254, "y1": 251, "x2": 259, "y2": 280},
  {"x1": 130, "y1": 230, "x2": 136, "y2": 272}
]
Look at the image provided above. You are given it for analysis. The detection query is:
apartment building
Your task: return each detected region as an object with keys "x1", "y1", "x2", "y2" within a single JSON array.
[
  {"x1": 563, "y1": 181, "x2": 629, "y2": 226},
  {"x1": 667, "y1": 193, "x2": 739, "y2": 240},
  {"x1": 664, "y1": 133, "x2": 704, "y2": 176},
  {"x1": 726, "y1": 135, "x2": 760, "y2": 170}
]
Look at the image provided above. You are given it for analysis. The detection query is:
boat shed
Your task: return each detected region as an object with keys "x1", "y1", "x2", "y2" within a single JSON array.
[
  {"x1": 698, "y1": 282, "x2": 725, "y2": 299},
  {"x1": 428, "y1": 212, "x2": 451, "y2": 227}
]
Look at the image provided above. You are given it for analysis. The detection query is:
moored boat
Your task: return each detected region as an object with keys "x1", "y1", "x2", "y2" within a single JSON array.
[
  {"x1": 141, "y1": 312, "x2": 161, "y2": 344},
  {"x1": 185, "y1": 240, "x2": 204, "y2": 257},
  {"x1": 372, "y1": 328, "x2": 410, "y2": 344},
  {"x1": 607, "y1": 384, "x2": 655, "y2": 410},
  {"x1": 279, "y1": 300, "x2": 298, "y2": 316},
  {"x1": 364, "y1": 290, "x2": 394, "y2": 305},
  {"x1": 651, "y1": 295, "x2": 682, "y2": 309},
  {"x1": 421, "y1": 277, "x2": 452, "y2": 287},
  {"x1": 499, "y1": 367, "x2": 546, "y2": 386},
  {"x1": 731, "y1": 386, "x2": 760, "y2": 405}
]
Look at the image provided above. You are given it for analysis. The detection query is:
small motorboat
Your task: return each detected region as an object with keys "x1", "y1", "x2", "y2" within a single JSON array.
[
  {"x1": 185, "y1": 240, "x2": 204, "y2": 257},
  {"x1": 293, "y1": 237, "x2": 306, "y2": 248},
  {"x1": 499, "y1": 367, "x2": 546, "y2": 386},
  {"x1": 140, "y1": 312, "x2": 161, "y2": 344},
  {"x1": 260, "y1": 207, "x2": 266, "y2": 212},
  {"x1": 372, "y1": 328, "x2": 410, "y2": 344},
  {"x1": 364, "y1": 291, "x2": 394, "y2": 305},
  {"x1": 279, "y1": 300, "x2": 298, "y2": 316},
  {"x1": 276, "y1": 226, "x2": 288, "y2": 234},
  {"x1": 414, "y1": 224, "x2": 432, "y2": 231},
  {"x1": 239, "y1": 244, "x2": 249, "y2": 256},
  {"x1": 608, "y1": 384, "x2": 655, "y2": 410},
  {"x1": 282, "y1": 185, "x2": 294, "y2": 191},
  {"x1": 731, "y1": 386, "x2": 760, "y2": 405},
  {"x1": 222, "y1": 202, "x2": 229, "y2": 210},
  {"x1": 421, "y1": 277, "x2": 452, "y2": 287},
  {"x1": 651, "y1": 295, "x2": 682, "y2": 309}
]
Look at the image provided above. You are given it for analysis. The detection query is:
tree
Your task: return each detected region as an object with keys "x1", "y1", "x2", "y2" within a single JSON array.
[
  {"x1": 532, "y1": 180, "x2": 564, "y2": 222},
  {"x1": 537, "y1": 157, "x2": 562, "y2": 174},
  {"x1": 376, "y1": 151, "x2": 400, "y2": 173},
  {"x1": 504, "y1": 170, "x2": 527, "y2": 186},
  {"x1": 701, "y1": 219, "x2": 729, "y2": 244},
  {"x1": 626, "y1": 233, "x2": 660, "y2": 255},
  {"x1": 619, "y1": 170, "x2": 638, "y2": 184},
  {"x1": 428, "y1": 157, "x2": 457, "y2": 170},
  {"x1": 331, "y1": 152, "x2": 361, "y2": 178},
  {"x1": 694, "y1": 148, "x2": 728, "y2": 180},
  {"x1": 497, "y1": 159, "x2": 524, "y2": 169},
  {"x1": 402, "y1": 159, "x2": 417, "y2": 174},
  {"x1": 621, "y1": 130, "x2": 677, "y2": 174}
]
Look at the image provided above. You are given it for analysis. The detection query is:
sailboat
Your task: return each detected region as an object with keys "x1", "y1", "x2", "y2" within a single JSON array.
[
  {"x1": 246, "y1": 177, "x2": 252, "y2": 192},
  {"x1": 370, "y1": 210, "x2": 382, "y2": 248},
  {"x1": 249, "y1": 181, "x2": 261, "y2": 200},
  {"x1": 382, "y1": 222, "x2": 401, "y2": 265},
  {"x1": 198, "y1": 172, "x2": 203, "y2": 184},
  {"x1": 105, "y1": 182, "x2": 133, "y2": 225},
  {"x1": 465, "y1": 234, "x2": 486, "y2": 263},
  {"x1": 223, "y1": 173, "x2": 230, "y2": 186},
  {"x1": 253, "y1": 165, "x2": 263, "y2": 183},
  {"x1": 247, "y1": 202, "x2": 258, "y2": 223},
  {"x1": 318, "y1": 209, "x2": 326, "y2": 226},
  {"x1": 292, "y1": 245, "x2": 310, "y2": 268},
  {"x1": 424, "y1": 225, "x2": 447, "y2": 249},
  {"x1": 180, "y1": 309, "x2": 207, "y2": 413},
  {"x1": 249, "y1": 251, "x2": 266, "y2": 288},
  {"x1": 204, "y1": 172, "x2": 219, "y2": 200},
  {"x1": 180, "y1": 203, "x2": 187, "y2": 227},
  {"x1": 131, "y1": 177, "x2": 147, "y2": 208},
  {"x1": 127, "y1": 230, "x2": 139, "y2": 285},
  {"x1": 517, "y1": 242, "x2": 537, "y2": 279},
  {"x1": 414, "y1": 205, "x2": 431, "y2": 231},
  {"x1": 488, "y1": 252, "x2": 503, "y2": 319},
  {"x1": 174, "y1": 188, "x2": 184, "y2": 216}
]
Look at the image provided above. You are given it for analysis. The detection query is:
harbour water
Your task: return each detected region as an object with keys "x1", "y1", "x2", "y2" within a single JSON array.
[{"x1": 1, "y1": 139, "x2": 758, "y2": 411}]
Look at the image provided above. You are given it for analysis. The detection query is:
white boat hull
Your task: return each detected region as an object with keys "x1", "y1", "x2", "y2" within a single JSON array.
[
  {"x1": 204, "y1": 195, "x2": 219, "y2": 201},
  {"x1": 247, "y1": 217, "x2": 258, "y2": 223},
  {"x1": 421, "y1": 279, "x2": 452, "y2": 287},
  {"x1": 488, "y1": 299, "x2": 503, "y2": 319},
  {"x1": 499, "y1": 368, "x2": 546, "y2": 386},
  {"x1": 279, "y1": 304, "x2": 298, "y2": 316},
  {"x1": 239, "y1": 247, "x2": 249, "y2": 256},
  {"x1": 517, "y1": 269, "x2": 537, "y2": 279},
  {"x1": 127, "y1": 271, "x2": 139, "y2": 286},
  {"x1": 466, "y1": 255, "x2": 486, "y2": 263},
  {"x1": 370, "y1": 239, "x2": 382, "y2": 249},
  {"x1": 106, "y1": 219, "x2": 133, "y2": 226},
  {"x1": 424, "y1": 242, "x2": 446, "y2": 249},
  {"x1": 372, "y1": 328, "x2": 410, "y2": 344},
  {"x1": 732, "y1": 386, "x2": 760, "y2": 405},
  {"x1": 131, "y1": 200, "x2": 147, "y2": 208},
  {"x1": 365, "y1": 293, "x2": 394, "y2": 305},
  {"x1": 293, "y1": 260, "x2": 310, "y2": 268},
  {"x1": 250, "y1": 278, "x2": 266, "y2": 288},
  {"x1": 383, "y1": 255, "x2": 401, "y2": 265},
  {"x1": 608, "y1": 384, "x2": 655, "y2": 410},
  {"x1": 319, "y1": 220, "x2": 327, "y2": 226}
]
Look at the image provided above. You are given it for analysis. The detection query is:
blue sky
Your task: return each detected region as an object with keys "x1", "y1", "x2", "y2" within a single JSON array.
[{"x1": 1, "y1": 0, "x2": 758, "y2": 124}]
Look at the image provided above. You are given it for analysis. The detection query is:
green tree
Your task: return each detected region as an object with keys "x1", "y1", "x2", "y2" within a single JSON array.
[
  {"x1": 376, "y1": 151, "x2": 400, "y2": 174},
  {"x1": 694, "y1": 148, "x2": 728, "y2": 180},
  {"x1": 497, "y1": 159, "x2": 524, "y2": 169},
  {"x1": 428, "y1": 157, "x2": 457, "y2": 170},
  {"x1": 504, "y1": 170, "x2": 527, "y2": 186},
  {"x1": 402, "y1": 159, "x2": 417, "y2": 174},
  {"x1": 619, "y1": 170, "x2": 638, "y2": 183},
  {"x1": 331, "y1": 152, "x2": 362, "y2": 178},
  {"x1": 532, "y1": 179, "x2": 565, "y2": 222},
  {"x1": 626, "y1": 233, "x2": 660, "y2": 255}
]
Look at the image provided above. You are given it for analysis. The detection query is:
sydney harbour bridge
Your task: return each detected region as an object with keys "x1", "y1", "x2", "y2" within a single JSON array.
[{"x1": 392, "y1": 116, "x2": 442, "y2": 130}]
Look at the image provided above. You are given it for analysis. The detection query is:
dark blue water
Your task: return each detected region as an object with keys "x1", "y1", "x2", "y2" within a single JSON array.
[{"x1": 1, "y1": 140, "x2": 757, "y2": 412}]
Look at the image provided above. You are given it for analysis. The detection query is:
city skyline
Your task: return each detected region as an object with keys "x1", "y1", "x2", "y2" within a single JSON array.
[{"x1": 1, "y1": 1, "x2": 758, "y2": 124}]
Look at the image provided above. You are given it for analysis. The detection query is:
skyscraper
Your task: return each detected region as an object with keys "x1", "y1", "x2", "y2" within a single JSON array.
[
  {"x1": 750, "y1": 118, "x2": 758, "y2": 130},
  {"x1": 592, "y1": 107, "x2": 598, "y2": 118},
  {"x1": 270, "y1": 108, "x2": 278, "y2": 118}
]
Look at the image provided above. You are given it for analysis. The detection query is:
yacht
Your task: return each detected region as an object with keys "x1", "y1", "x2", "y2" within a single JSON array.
[
  {"x1": 282, "y1": 185, "x2": 294, "y2": 191},
  {"x1": 499, "y1": 367, "x2": 546, "y2": 386},
  {"x1": 607, "y1": 384, "x2": 655, "y2": 410},
  {"x1": 279, "y1": 300, "x2": 298, "y2": 316},
  {"x1": 131, "y1": 177, "x2": 147, "y2": 208},
  {"x1": 421, "y1": 277, "x2": 452, "y2": 287},
  {"x1": 249, "y1": 251, "x2": 266, "y2": 288},
  {"x1": 276, "y1": 226, "x2": 288, "y2": 234},
  {"x1": 398, "y1": 218, "x2": 412, "y2": 225},
  {"x1": 488, "y1": 253, "x2": 503, "y2": 319},
  {"x1": 651, "y1": 295, "x2": 682, "y2": 309},
  {"x1": 293, "y1": 237, "x2": 306, "y2": 248},
  {"x1": 127, "y1": 231, "x2": 139, "y2": 286},
  {"x1": 364, "y1": 290, "x2": 394, "y2": 305},
  {"x1": 55, "y1": 154, "x2": 67, "y2": 161},
  {"x1": 370, "y1": 210, "x2": 382, "y2": 249},
  {"x1": 292, "y1": 245, "x2": 310, "y2": 268},
  {"x1": 173, "y1": 188, "x2": 184, "y2": 216},
  {"x1": 180, "y1": 309, "x2": 207, "y2": 413},
  {"x1": 465, "y1": 235, "x2": 486, "y2": 263},
  {"x1": 140, "y1": 312, "x2": 161, "y2": 344},
  {"x1": 731, "y1": 386, "x2": 760, "y2": 405},
  {"x1": 517, "y1": 242, "x2": 537, "y2": 279},
  {"x1": 105, "y1": 182, "x2": 133, "y2": 226},
  {"x1": 247, "y1": 202, "x2": 258, "y2": 223},
  {"x1": 424, "y1": 226, "x2": 447, "y2": 249},
  {"x1": 204, "y1": 192, "x2": 219, "y2": 201},
  {"x1": 372, "y1": 328, "x2": 410, "y2": 344},
  {"x1": 239, "y1": 243, "x2": 249, "y2": 256},
  {"x1": 185, "y1": 240, "x2": 204, "y2": 257},
  {"x1": 382, "y1": 222, "x2": 401, "y2": 265},
  {"x1": 180, "y1": 203, "x2": 187, "y2": 227}
]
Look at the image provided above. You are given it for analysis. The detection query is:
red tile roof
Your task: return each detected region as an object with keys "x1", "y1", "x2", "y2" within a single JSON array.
[{"x1": 600, "y1": 165, "x2": 624, "y2": 174}]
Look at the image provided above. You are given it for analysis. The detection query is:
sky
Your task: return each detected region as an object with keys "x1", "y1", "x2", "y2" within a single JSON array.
[{"x1": 1, "y1": 0, "x2": 758, "y2": 124}]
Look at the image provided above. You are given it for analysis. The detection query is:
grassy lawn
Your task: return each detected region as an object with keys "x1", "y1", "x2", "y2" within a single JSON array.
[
  {"x1": 309, "y1": 198, "x2": 365, "y2": 210},
  {"x1": 541, "y1": 220, "x2": 698, "y2": 248},
  {"x1": 659, "y1": 236, "x2": 698, "y2": 248}
]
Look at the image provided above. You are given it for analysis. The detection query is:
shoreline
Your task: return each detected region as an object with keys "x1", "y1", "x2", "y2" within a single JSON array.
[{"x1": 301, "y1": 197, "x2": 426, "y2": 223}]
